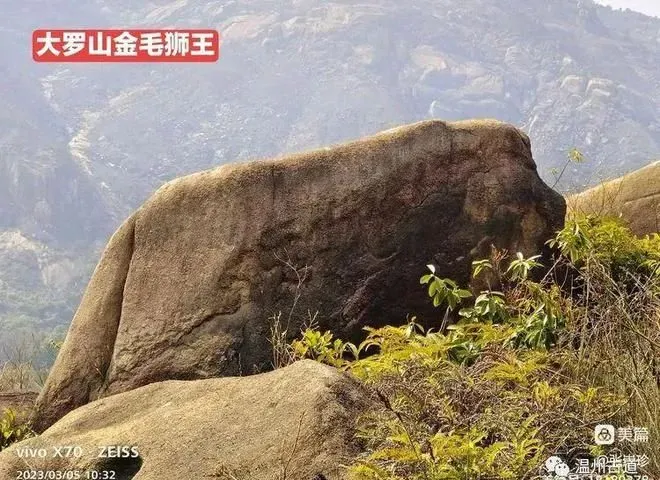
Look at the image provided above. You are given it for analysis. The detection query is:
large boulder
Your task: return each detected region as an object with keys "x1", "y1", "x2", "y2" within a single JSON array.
[
  {"x1": 33, "y1": 119, "x2": 565, "y2": 431},
  {"x1": 568, "y1": 160, "x2": 660, "y2": 235},
  {"x1": 1, "y1": 361, "x2": 373, "y2": 479}
]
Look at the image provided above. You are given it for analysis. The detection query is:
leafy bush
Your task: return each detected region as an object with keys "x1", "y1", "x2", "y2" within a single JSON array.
[
  {"x1": 549, "y1": 215, "x2": 660, "y2": 279},
  {"x1": 291, "y1": 327, "x2": 354, "y2": 368},
  {"x1": 0, "y1": 408, "x2": 33, "y2": 451},
  {"x1": 288, "y1": 214, "x2": 660, "y2": 478}
]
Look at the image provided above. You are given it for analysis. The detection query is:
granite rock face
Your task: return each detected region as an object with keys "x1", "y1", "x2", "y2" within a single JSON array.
[{"x1": 32, "y1": 119, "x2": 565, "y2": 432}]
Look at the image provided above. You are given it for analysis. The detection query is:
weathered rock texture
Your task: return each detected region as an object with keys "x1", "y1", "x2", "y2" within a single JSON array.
[
  {"x1": 33, "y1": 119, "x2": 565, "y2": 432},
  {"x1": 1, "y1": 361, "x2": 373, "y2": 480},
  {"x1": 568, "y1": 161, "x2": 660, "y2": 235}
]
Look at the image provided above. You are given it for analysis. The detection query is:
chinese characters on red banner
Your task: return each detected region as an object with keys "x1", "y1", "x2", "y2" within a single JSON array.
[{"x1": 33, "y1": 29, "x2": 221, "y2": 62}]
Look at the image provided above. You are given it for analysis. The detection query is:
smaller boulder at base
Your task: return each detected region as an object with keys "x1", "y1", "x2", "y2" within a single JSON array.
[{"x1": 0, "y1": 360, "x2": 374, "y2": 480}]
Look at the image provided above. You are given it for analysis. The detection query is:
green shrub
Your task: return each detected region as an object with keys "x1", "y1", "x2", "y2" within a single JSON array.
[
  {"x1": 0, "y1": 408, "x2": 33, "y2": 451},
  {"x1": 290, "y1": 328, "x2": 354, "y2": 368},
  {"x1": 289, "y1": 214, "x2": 659, "y2": 478},
  {"x1": 345, "y1": 321, "x2": 623, "y2": 479},
  {"x1": 549, "y1": 215, "x2": 660, "y2": 279}
]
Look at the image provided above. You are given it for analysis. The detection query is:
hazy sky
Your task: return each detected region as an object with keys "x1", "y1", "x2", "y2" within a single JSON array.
[{"x1": 594, "y1": 0, "x2": 660, "y2": 17}]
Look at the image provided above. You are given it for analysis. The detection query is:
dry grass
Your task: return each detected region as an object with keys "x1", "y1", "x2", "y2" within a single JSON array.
[
  {"x1": 0, "y1": 333, "x2": 57, "y2": 392},
  {"x1": 0, "y1": 362, "x2": 46, "y2": 392},
  {"x1": 563, "y1": 258, "x2": 660, "y2": 473}
]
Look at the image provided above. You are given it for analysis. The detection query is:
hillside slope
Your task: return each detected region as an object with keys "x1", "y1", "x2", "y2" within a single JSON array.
[{"x1": 1, "y1": 0, "x2": 659, "y2": 349}]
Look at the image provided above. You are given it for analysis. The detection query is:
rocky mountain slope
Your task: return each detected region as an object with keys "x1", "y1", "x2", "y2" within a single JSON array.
[{"x1": 1, "y1": 0, "x2": 658, "y2": 353}]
